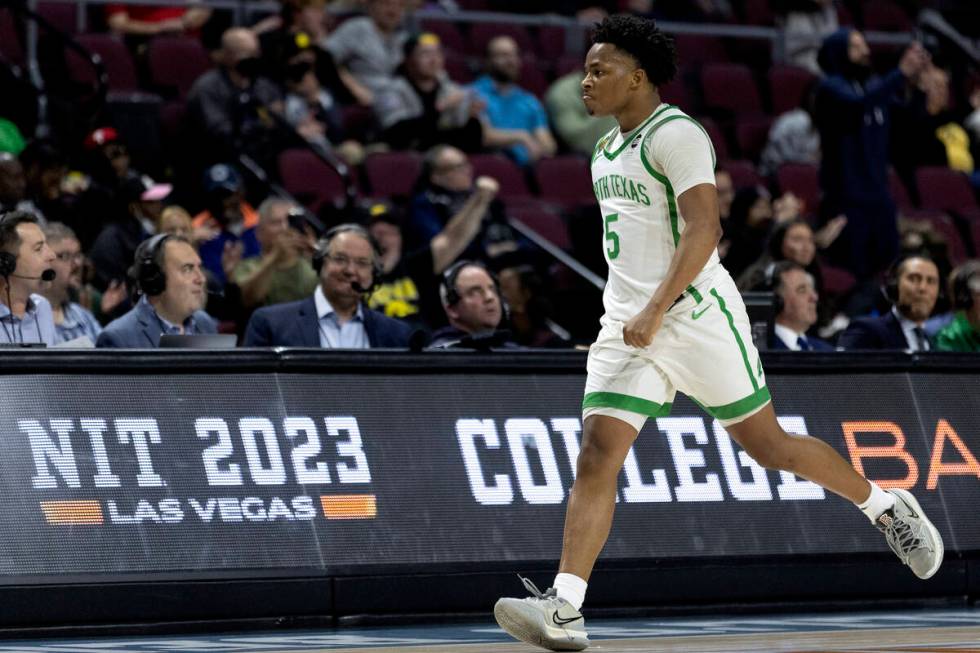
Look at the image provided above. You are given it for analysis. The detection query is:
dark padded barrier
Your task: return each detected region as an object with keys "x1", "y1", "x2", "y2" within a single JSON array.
[{"x1": 0, "y1": 349, "x2": 976, "y2": 627}]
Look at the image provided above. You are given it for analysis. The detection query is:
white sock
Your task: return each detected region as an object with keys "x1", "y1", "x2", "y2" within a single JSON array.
[
  {"x1": 856, "y1": 482, "x2": 895, "y2": 522},
  {"x1": 553, "y1": 572, "x2": 587, "y2": 611}
]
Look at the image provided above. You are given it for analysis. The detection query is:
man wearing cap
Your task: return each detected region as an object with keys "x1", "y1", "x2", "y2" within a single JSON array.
[
  {"x1": 368, "y1": 179, "x2": 497, "y2": 328},
  {"x1": 193, "y1": 163, "x2": 262, "y2": 286},
  {"x1": 374, "y1": 32, "x2": 484, "y2": 152},
  {"x1": 89, "y1": 174, "x2": 173, "y2": 289}
]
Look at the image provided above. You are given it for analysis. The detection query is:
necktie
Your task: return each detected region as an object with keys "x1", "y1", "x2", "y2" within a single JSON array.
[
  {"x1": 913, "y1": 327, "x2": 929, "y2": 352},
  {"x1": 797, "y1": 336, "x2": 812, "y2": 351}
]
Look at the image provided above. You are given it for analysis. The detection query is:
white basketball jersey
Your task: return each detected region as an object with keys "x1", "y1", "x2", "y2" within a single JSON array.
[{"x1": 591, "y1": 103, "x2": 721, "y2": 322}]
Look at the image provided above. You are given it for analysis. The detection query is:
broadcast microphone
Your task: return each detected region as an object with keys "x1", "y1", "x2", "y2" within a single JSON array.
[
  {"x1": 350, "y1": 281, "x2": 370, "y2": 294},
  {"x1": 12, "y1": 269, "x2": 56, "y2": 281}
]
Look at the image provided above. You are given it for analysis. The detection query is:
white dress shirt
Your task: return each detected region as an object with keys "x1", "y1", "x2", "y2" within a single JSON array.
[
  {"x1": 892, "y1": 306, "x2": 930, "y2": 351},
  {"x1": 314, "y1": 285, "x2": 369, "y2": 349}
]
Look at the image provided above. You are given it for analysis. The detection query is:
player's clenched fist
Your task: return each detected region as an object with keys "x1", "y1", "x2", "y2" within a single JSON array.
[{"x1": 622, "y1": 307, "x2": 664, "y2": 348}]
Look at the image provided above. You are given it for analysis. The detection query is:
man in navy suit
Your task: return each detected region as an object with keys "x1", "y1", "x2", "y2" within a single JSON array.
[
  {"x1": 243, "y1": 224, "x2": 412, "y2": 348},
  {"x1": 767, "y1": 261, "x2": 834, "y2": 351},
  {"x1": 97, "y1": 234, "x2": 218, "y2": 348},
  {"x1": 839, "y1": 254, "x2": 940, "y2": 351}
]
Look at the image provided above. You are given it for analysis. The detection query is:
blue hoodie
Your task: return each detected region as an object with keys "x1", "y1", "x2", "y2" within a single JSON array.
[{"x1": 815, "y1": 28, "x2": 906, "y2": 214}]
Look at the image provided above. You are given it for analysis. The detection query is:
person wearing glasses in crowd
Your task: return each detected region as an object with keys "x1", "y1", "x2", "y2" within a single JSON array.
[
  {"x1": 39, "y1": 223, "x2": 103, "y2": 345},
  {"x1": 243, "y1": 224, "x2": 411, "y2": 348}
]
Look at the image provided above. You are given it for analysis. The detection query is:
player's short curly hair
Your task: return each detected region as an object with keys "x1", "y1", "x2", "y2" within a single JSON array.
[{"x1": 591, "y1": 14, "x2": 678, "y2": 87}]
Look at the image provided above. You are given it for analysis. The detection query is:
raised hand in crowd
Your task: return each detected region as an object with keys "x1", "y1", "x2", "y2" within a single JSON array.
[{"x1": 815, "y1": 215, "x2": 848, "y2": 250}]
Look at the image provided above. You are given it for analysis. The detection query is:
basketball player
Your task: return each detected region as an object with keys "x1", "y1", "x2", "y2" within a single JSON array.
[{"x1": 493, "y1": 15, "x2": 943, "y2": 652}]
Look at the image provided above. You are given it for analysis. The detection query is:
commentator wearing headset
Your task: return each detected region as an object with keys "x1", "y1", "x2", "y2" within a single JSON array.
[
  {"x1": 0, "y1": 211, "x2": 57, "y2": 346},
  {"x1": 838, "y1": 251, "x2": 940, "y2": 351},
  {"x1": 96, "y1": 233, "x2": 218, "y2": 348},
  {"x1": 243, "y1": 223, "x2": 412, "y2": 348}
]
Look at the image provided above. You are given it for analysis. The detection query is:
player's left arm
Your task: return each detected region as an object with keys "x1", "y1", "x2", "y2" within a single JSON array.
[{"x1": 624, "y1": 120, "x2": 721, "y2": 348}]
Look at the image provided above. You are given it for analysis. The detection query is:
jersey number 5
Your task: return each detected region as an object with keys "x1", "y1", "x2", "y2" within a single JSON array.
[{"x1": 604, "y1": 213, "x2": 620, "y2": 260}]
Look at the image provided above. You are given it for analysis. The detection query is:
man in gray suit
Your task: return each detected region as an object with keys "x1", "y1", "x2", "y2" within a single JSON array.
[{"x1": 97, "y1": 234, "x2": 217, "y2": 348}]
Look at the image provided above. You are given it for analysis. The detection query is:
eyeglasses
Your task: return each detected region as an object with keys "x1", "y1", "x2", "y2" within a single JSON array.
[
  {"x1": 325, "y1": 253, "x2": 373, "y2": 271},
  {"x1": 55, "y1": 252, "x2": 84, "y2": 263}
]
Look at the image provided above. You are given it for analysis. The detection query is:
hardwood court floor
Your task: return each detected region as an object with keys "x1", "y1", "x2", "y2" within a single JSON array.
[{"x1": 0, "y1": 609, "x2": 978, "y2": 652}]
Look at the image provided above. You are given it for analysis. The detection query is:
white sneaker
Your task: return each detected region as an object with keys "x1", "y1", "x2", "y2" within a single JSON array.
[
  {"x1": 494, "y1": 576, "x2": 590, "y2": 651},
  {"x1": 876, "y1": 489, "x2": 944, "y2": 579}
]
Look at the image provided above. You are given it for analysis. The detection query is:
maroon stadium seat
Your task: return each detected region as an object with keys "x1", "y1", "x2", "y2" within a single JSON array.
[
  {"x1": 469, "y1": 153, "x2": 530, "y2": 201},
  {"x1": 888, "y1": 168, "x2": 913, "y2": 211},
  {"x1": 820, "y1": 262, "x2": 857, "y2": 296},
  {"x1": 468, "y1": 22, "x2": 534, "y2": 58},
  {"x1": 863, "y1": 0, "x2": 913, "y2": 32},
  {"x1": 508, "y1": 202, "x2": 571, "y2": 250},
  {"x1": 725, "y1": 159, "x2": 763, "y2": 190},
  {"x1": 659, "y1": 77, "x2": 691, "y2": 110},
  {"x1": 535, "y1": 156, "x2": 594, "y2": 209},
  {"x1": 768, "y1": 65, "x2": 818, "y2": 116},
  {"x1": 742, "y1": 0, "x2": 775, "y2": 25},
  {"x1": 906, "y1": 210, "x2": 968, "y2": 264},
  {"x1": 698, "y1": 116, "x2": 730, "y2": 162},
  {"x1": 915, "y1": 166, "x2": 980, "y2": 215},
  {"x1": 419, "y1": 18, "x2": 466, "y2": 54},
  {"x1": 69, "y1": 34, "x2": 138, "y2": 92},
  {"x1": 38, "y1": 1, "x2": 77, "y2": 35},
  {"x1": 674, "y1": 34, "x2": 729, "y2": 67},
  {"x1": 520, "y1": 58, "x2": 549, "y2": 98},
  {"x1": 701, "y1": 63, "x2": 763, "y2": 116},
  {"x1": 147, "y1": 35, "x2": 212, "y2": 98},
  {"x1": 735, "y1": 114, "x2": 773, "y2": 162},
  {"x1": 776, "y1": 163, "x2": 820, "y2": 216},
  {"x1": 278, "y1": 148, "x2": 352, "y2": 212},
  {"x1": 444, "y1": 52, "x2": 474, "y2": 84},
  {"x1": 364, "y1": 151, "x2": 422, "y2": 199},
  {"x1": 0, "y1": 9, "x2": 23, "y2": 64},
  {"x1": 536, "y1": 25, "x2": 567, "y2": 60}
]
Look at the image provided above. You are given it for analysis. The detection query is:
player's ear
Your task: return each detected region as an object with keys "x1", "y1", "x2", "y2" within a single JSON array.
[{"x1": 630, "y1": 67, "x2": 647, "y2": 90}]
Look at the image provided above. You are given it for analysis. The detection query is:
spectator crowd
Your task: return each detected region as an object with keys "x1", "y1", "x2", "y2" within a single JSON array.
[{"x1": 1, "y1": 0, "x2": 980, "y2": 353}]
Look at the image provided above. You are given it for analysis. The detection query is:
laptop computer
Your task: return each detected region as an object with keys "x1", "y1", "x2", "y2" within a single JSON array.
[{"x1": 158, "y1": 334, "x2": 237, "y2": 349}]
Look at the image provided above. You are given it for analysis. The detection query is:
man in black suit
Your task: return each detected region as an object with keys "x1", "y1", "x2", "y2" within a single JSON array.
[
  {"x1": 243, "y1": 223, "x2": 412, "y2": 348},
  {"x1": 838, "y1": 253, "x2": 940, "y2": 351},
  {"x1": 767, "y1": 261, "x2": 834, "y2": 351}
]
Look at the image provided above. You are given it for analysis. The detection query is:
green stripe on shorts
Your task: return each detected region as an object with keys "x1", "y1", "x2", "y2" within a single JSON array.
[
  {"x1": 694, "y1": 386, "x2": 771, "y2": 421},
  {"x1": 583, "y1": 392, "x2": 672, "y2": 417},
  {"x1": 709, "y1": 287, "x2": 759, "y2": 392}
]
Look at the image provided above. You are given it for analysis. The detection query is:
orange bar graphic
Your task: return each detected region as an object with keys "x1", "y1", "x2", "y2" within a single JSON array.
[
  {"x1": 40, "y1": 500, "x2": 104, "y2": 525},
  {"x1": 320, "y1": 494, "x2": 377, "y2": 520}
]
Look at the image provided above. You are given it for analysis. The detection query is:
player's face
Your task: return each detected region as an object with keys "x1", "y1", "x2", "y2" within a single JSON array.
[{"x1": 582, "y1": 43, "x2": 641, "y2": 117}]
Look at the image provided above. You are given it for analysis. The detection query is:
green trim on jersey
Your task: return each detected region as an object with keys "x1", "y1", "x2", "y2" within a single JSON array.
[
  {"x1": 639, "y1": 142, "x2": 680, "y2": 246},
  {"x1": 709, "y1": 287, "x2": 759, "y2": 392},
  {"x1": 686, "y1": 285, "x2": 703, "y2": 303},
  {"x1": 582, "y1": 391, "x2": 672, "y2": 417},
  {"x1": 645, "y1": 114, "x2": 717, "y2": 167},
  {"x1": 592, "y1": 125, "x2": 619, "y2": 164},
  {"x1": 693, "y1": 386, "x2": 771, "y2": 421},
  {"x1": 600, "y1": 104, "x2": 673, "y2": 161}
]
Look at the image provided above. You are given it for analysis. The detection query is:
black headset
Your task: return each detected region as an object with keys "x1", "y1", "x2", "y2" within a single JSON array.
[
  {"x1": 764, "y1": 260, "x2": 802, "y2": 315},
  {"x1": 0, "y1": 212, "x2": 22, "y2": 278},
  {"x1": 439, "y1": 260, "x2": 510, "y2": 326},
  {"x1": 951, "y1": 260, "x2": 980, "y2": 311},
  {"x1": 129, "y1": 233, "x2": 173, "y2": 297},
  {"x1": 311, "y1": 223, "x2": 384, "y2": 293},
  {"x1": 882, "y1": 251, "x2": 939, "y2": 305}
]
